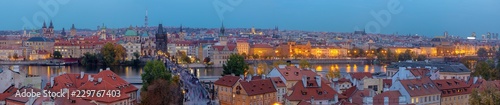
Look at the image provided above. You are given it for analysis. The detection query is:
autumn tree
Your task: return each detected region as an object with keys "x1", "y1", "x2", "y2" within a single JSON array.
[
  {"x1": 473, "y1": 61, "x2": 495, "y2": 80},
  {"x1": 222, "y1": 54, "x2": 249, "y2": 76},
  {"x1": 141, "y1": 60, "x2": 171, "y2": 91},
  {"x1": 477, "y1": 48, "x2": 488, "y2": 58},
  {"x1": 101, "y1": 43, "x2": 127, "y2": 65},
  {"x1": 140, "y1": 77, "x2": 183, "y2": 105},
  {"x1": 256, "y1": 61, "x2": 272, "y2": 75},
  {"x1": 326, "y1": 68, "x2": 341, "y2": 79},
  {"x1": 272, "y1": 60, "x2": 288, "y2": 67},
  {"x1": 299, "y1": 59, "x2": 311, "y2": 69},
  {"x1": 470, "y1": 82, "x2": 500, "y2": 105},
  {"x1": 416, "y1": 54, "x2": 427, "y2": 61}
]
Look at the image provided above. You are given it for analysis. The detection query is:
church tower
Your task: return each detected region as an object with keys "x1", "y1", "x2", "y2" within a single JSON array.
[
  {"x1": 42, "y1": 21, "x2": 47, "y2": 37},
  {"x1": 99, "y1": 24, "x2": 107, "y2": 40},
  {"x1": 61, "y1": 28, "x2": 66, "y2": 37},
  {"x1": 144, "y1": 9, "x2": 148, "y2": 29},
  {"x1": 219, "y1": 22, "x2": 227, "y2": 45},
  {"x1": 70, "y1": 24, "x2": 76, "y2": 36},
  {"x1": 155, "y1": 24, "x2": 168, "y2": 53},
  {"x1": 47, "y1": 20, "x2": 54, "y2": 37}
]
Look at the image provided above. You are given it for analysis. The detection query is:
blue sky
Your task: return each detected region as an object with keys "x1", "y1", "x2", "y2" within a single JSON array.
[{"x1": 0, "y1": 0, "x2": 499, "y2": 37}]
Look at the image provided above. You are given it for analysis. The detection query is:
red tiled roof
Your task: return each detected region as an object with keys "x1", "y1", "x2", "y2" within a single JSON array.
[
  {"x1": 383, "y1": 79, "x2": 392, "y2": 88},
  {"x1": 408, "y1": 68, "x2": 430, "y2": 77},
  {"x1": 276, "y1": 66, "x2": 318, "y2": 81},
  {"x1": 270, "y1": 77, "x2": 286, "y2": 87},
  {"x1": 373, "y1": 91, "x2": 402, "y2": 105},
  {"x1": 212, "y1": 45, "x2": 225, "y2": 51},
  {"x1": 433, "y1": 79, "x2": 471, "y2": 97},
  {"x1": 341, "y1": 86, "x2": 357, "y2": 98},
  {"x1": 337, "y1": 78, "x2": 351, "y2": 84},
  {"x1": 0, "y1": 86, "x2": 17, "y2": 101},
  {"x1": 285, "y1": 80, "x2": 339, "y2": 101},
  {"x1": 349, "y1": 72, "x2": 373, "y2": 80},
  {"x1": 6, "y1": 87, "x2": 41, "y2": 103},
  {"x1": 297, "y1": 100, "x2": 311, "y2": 105},
  {"x1": 398, "y1": 77, "x2": 440, "y2": 97},
  {"x1": 252, "y1": 44, "x2": 273, "y2": 48},
  {"x1": 214, "y1": 75, "x2": 240, "y2": 87},
  {"x1": 239, "y1": 79, "x2": 277, "y2": 96},
  {"x1": 227, "y1": 44, "x2": 237, "y2": 51},
  {"x1": 350, "y1": 89, "x2": 371, "y2": 105}
]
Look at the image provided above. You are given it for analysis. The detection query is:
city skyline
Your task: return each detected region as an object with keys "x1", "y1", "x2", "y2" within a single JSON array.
[{"x1": 0, "y1": 0, "x2": 499, "y2": 37}]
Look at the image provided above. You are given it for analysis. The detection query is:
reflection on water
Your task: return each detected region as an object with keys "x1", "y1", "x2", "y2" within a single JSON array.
[
  {"x1": 19, "y1": 65, "x2": 143, "y2": 82},
  {"x1": 14, "y1": 63, "x2": 385, "y2": 81},
  {"x1": 310, "y1": 64, "x2": 385, "y2": 73}
]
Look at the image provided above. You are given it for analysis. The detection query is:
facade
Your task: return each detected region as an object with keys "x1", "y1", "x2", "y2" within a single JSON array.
[
  {"x1": 0, "y1": 46, "x2": 23, "y2": 60},
  {"x1": 389, "y1": 61, "x2": 471, "y2": 81},
  {"x1": 249, "y1": 43, "x2": 274, "y2": 59},
  {"x1": 54, "y1": 41, "x2": 80, "y2": 58},
  {"x1": 390, "y1": 77, "x2": 441, "y2": 105},
  {"x1": 211, "y1": 45, "x2": 237, "y2": 67},
  {"x1": 24, "y1": 37, "x2": 55, "y2": 59},
  {"x1": 42, "y1": 21, "x2": 55, "y2": 38},
  {"x1": 270, "y1": 77, "x2": 287, "y2": 103},
  {"x1": 310, "y1": 46, "x2": 347, "y2": 58},
  {"x1": 141, "y1": 39, "x2": 156, "y2": 56},
  {"x1": 155, "y1": 24, "x2": 168, "y2": 55},
  {"x1": 232, "y1": 78, "x2": 277, "y2": 105},
  {"x1": 214, "y1": 75, "x2": 241, "y2": 105},
  {"x1": 432, "y1": 79, "x2": 471, "y2": 105},
  {"x1": 120, "y1": 41, "x2": 142, "y2": 61},
  {"x1": 236, "y1": 40, "x2": 249, "y2": 55},
  {"x1": 123, "y1": 28, "x2": 140, "y2": 43}
]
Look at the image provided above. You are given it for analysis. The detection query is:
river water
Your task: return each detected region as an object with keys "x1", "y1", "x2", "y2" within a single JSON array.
[{"x1": 11, "y1": 63, "x2": 385, "y2": 82}]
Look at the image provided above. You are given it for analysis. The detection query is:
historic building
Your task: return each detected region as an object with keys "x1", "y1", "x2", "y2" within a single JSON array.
[
  {"x1": 122, "y1": 26, "x2": 140, "y2": 43},
  {"x1": 211, "y1": 23, "x2": 238, "y2": 67},
  {"x1": 155, "y1": 24, "x2": 168, "y2": 55},
  {"x1": 42, "y1": 21, "x2": 55, "y2": 38}
]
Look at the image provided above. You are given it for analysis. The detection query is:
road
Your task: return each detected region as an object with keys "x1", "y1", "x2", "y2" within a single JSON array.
[{"x1": 164, "y1": 59, "x2": 212, "y2": 105}]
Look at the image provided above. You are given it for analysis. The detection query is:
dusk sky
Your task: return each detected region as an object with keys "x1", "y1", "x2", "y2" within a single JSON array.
[{"x1": 0, "y1": 0, "x2": 499, "y2": 37}]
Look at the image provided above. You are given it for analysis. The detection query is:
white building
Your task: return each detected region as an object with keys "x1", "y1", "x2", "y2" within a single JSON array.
[{"x1": 120, "y1": 41, "x2": 141, "y2": 61}]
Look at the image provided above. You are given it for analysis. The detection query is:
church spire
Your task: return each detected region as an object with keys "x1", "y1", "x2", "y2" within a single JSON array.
[
  {"x1": 71, "y1": 24, "x2": 75, "y2": 29},
  {"x1": 42, "y1": 21, "x2": 47, "y2": 28},
  {"x1": 220, "y1": 22, "x2": 225, "y2": 36},
  {"x1": 180, "y1": 24, "x2": 183, "y2": 33},
  {"x1": 49, "y1": 20, "x2": 54, "y2": 28}
]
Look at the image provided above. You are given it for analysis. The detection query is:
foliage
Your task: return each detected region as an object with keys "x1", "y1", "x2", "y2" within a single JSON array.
[
  {"x1": 469, "y1": 82, "x2": 500, "y2": 105},
  {"x1": 133, "y1": 52, "x2": 141, "y2": 65},
  {"x1": 416, "y1": 54, "x2": 427, "y2": 61},
  {"x1": 326, "y1": 68, "x2": 341, "y2": 79},
  {"x1": 12, "y1": 53, "x2": 19, "y2": 60},
  {"x1": 81, "y1": 53, "x2": 99, "y2": 66},
  {"x1": 53, "y1": 51, "x2": 62, "y2": 59},
  {"x1": 100, "y1": 43, "x2": 127, "y2": 66},
  {"x1": 141, "y1": 60, "x2": 171, "y2": 91},
  {"x1": 397, "y1": 50, "x2": 414, "y2": 61},
  {"x1": 299, "y1": 59, "x2": 311, "y2": 69},
  {"x1": 477, "y1": 48, "x2": 488, "y2": 58},
  {"x1": 203, "y1": 57, "x2": 211, "y2": 64},
  {"x1": 222, "y1": 54, "x2": 248, "y2": 76},
  {"x1": 256, "y1": 62, "x2": 272, "y2": 75},
  {"x1": 459, "y1": 57, "x2": 478, "y2": 69},
  {"x1": 272, "y1": 60, "x2": 288, "y2": 67},
  {"x1": 180, "y1": 53, "x2": 191, "y2": 64},
  {"x1": 140, "y1": 79, "x2": 183, "y2": 105},
  {"x1": 349, "y1": 47, "x2": 365, "y2": 58},
  {"x1": 473, "y1": 61, "x2": 496, "y2": 80}
]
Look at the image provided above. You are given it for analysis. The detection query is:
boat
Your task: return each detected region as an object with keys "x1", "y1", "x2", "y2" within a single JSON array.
[{"x1": 39, "y1": 60, "x2": 66, "y2": 66}]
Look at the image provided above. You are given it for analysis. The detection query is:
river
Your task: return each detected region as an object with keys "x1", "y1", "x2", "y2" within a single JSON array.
[{"x1": 10, "y1": 63, "x2": 385, "y2": 83}]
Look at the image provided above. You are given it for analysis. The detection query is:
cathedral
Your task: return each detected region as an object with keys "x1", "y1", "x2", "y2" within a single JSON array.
[{"x1": 42, "y1": 21, "x2": 54, "y2": 37}]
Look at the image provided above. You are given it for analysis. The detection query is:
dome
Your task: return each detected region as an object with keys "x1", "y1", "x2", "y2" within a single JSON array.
[{"x1": 124, "y1": 29, "x2": 138, "y2": 36}]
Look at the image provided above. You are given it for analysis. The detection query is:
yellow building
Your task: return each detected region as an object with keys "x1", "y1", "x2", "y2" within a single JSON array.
[
  {"x1": 54, "y1": 41, "x2": 80, "y2": 58},
  {"x1": 363, "y1": 78, "x2": 384, "y2": 94},
  {"x1": 432, "y1": 79, "x2": 470, "y2": 105},
  {"x1": 236, "y1": 40, "x2": 249, "y2": 55},
  {"x1": 311, "y1": 46, "x2": 347, "y2": 58},
  {"x1": 289, "y1": 41, "x2": 311, "y2": 58},
  {"x1": 214, "y1": 76, "x2": 241, "y2": 105},
  {"x1": 250, "y1": 43, "x2": 274, "y2": 59}
]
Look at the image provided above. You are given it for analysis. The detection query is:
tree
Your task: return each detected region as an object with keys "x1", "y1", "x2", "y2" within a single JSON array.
[
  {"x1": 272, "y1": 60, "x2": 288, "y2": 67},
  {"x1": 477, "y1": 48, "x2": 488, "y2": 58},
  {"x1": 133, "y1": 52, "x2": 141, "y2": 65},
  {"x1": 299, "y1": 59, "x2": 311, "y2": 69},
  {"x1": 416, "y1": 54, "x2": 427, "y2": 61},
  {"x1": 473, "y1": 61, "x2": 495, "y2": 80},
  {"x1": 141, "y1": 60, "x2": 171, "y2": 91},
  {"x1": 257, "y1": 62, "x2": 272, "y2": 75},
  {"x1": 180, "y1": 53, "x2": 192, "y2": 68},
  {"x1": 203, "y1": 57, "x2": 211, "y2": 64},
  {"x1": 326, "y1": 68, "x2": 341, "y2": 79},
  {"x1": 81, "y1": 53, "x2": 98, "y2": 66},
  {"x1": 222, "y1": 54, "x2": 248, "y2": 76},
  {"x1": 470, "y1": 82, "x2": 500, "y2": 105},
  {"x1": 140, "y1": 78, "x2": 183, "y2": 105},
  {"x1": 101, "y1": 43, "x2": 127, "y2": 65},
  {"x1": 12, "y1": 53, "x2": 19, "y2": 60},
  {"x1": 53, "y1": 51, "x2": 62, "y2": 59},
  {"x1": 349, "y1": 47, "x2": 365, "y2": 58}
]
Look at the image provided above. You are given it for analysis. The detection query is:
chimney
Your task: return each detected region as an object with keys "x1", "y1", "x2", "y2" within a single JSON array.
[
  {"x1": 334, "y1": 94, "x2": 339, "y2": 103},
  {"x1": 240, "y1": 75, "x2": 244, "y2": 80},
  {"x1": 261, "y1": 74, "x2": 266, "y2": 79},
  {"x1": 425, "y1": 66, "x2": 431, "y2": 69},
  {"x1": 99, "y1": 69, "x2": 103, "y2": 72},
  {"x1": 50, "y1": 77, "x2": 54, "y2": 87},
  {"x1": 246, "y1": 74, "x2": 252, "y2": 82},
  {"x1": 106, "y1": 67, "x2": 110, "y2": 70},
  {"x1": 231, "y1": 73, "x2": 235, "y2": 76},
  {"x1": 278, "y1": 65, "x2": 286, "y2": 69},
  {"x1": 315, "y1": 76, "x2": 321, "y2": 87},
  {"x1": 294, "y1": 64, "x2": 300, "y2": 68},
  {"x1": 310, "y1": 96, "x2": 314, "y2": 104},
  {"x1": 384, "y1": 97, "x2": 389, "y2": 105},
  {"x1": 98, "y1": 78, "x2": 102, "y2": 83},
  {"x1": 253, "y1": 65, "x2": 257, "y2": 76},
  {"x1": 80, "y1": 72, "x2": 84, "y2": 79},
  {"x1": 473, "y1": 77, "x2": 478, "y2": 84},
  {"x1": 302, "y1": 75, "x2": 307, "y2": 87},
  {"x1": 349, "y1": 97, "x2": 352, "y2": 103}
]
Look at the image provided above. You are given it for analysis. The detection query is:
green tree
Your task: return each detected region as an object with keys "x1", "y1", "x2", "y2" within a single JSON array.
[
  {"x1": 326, "y1": 68, "x2": 341, "y2": 79},
  {"x1": 299, "y1": 59, "x2": 311, "y2": 69},
  {"x1": 416, "y1": 54, "x2": 427, "y2": 61},
  {"x1": 477, "y1": 48, "x2": 488, "y2": 58},
  {"x1": 81, "y1": 53, "x2": 98, "y2": 66},
  {"x1": 349, "y1": 47, "x2": 365, "y2": 58},
  {"x1": 222, "y1": 54, "x2": 249, "y2": 76},
  {"x1": 140, "y1": 78, "x2": 183, "y2": 105},
  {"x1": 398, "y1": 50, "x2": 413, "y2": 61},
  {"x1": 133, "y1": 52, "x2": 141, "y2": 65},
  {"x1": 141, "y1": 60, "x2": 171, "y2": 91},
  {"x1": 180, "y1": 53, "x2": 192, "y2": 68},
  {"x1": 473, "y1": 61, "x2": 495, "y2": 80},
  {"x1": 53, "y1": 51, "x2": 62, "y2": 59}
]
